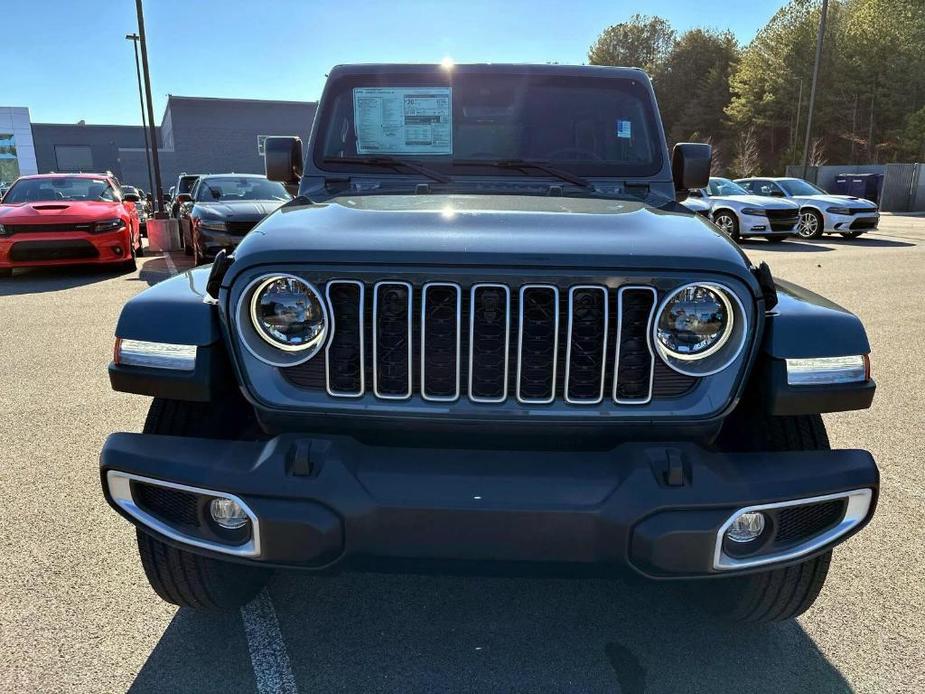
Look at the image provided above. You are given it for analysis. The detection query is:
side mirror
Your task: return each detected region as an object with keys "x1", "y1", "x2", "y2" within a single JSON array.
[
  {"x1": 265, "y1": 136, "x2": 303, "y2": 185},
  {"x1": 671, "y1": 143, "x2": 712, "y2": 192},
  {"x1": 123, "y1": 192, "x2": 140, "y2": 202},
  {"x1": 176, "y1": 193, "x2": 192, "y2": 203}
]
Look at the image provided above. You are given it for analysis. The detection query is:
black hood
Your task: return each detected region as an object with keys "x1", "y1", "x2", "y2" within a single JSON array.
[
  {"x1": 194, "y1": 199, "x2": 286, "y2": 220},
  {"x1": 227, "y1": 193, "x2": 758, "y2": 292}
]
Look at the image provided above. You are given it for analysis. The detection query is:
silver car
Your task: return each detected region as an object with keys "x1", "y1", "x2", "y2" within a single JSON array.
[
  {"x1": 684, "y1": 177, "x2": 799, "y2": 243},
  {"x1": 735, "y1": 177, "x2": 880, "y2": 240}
]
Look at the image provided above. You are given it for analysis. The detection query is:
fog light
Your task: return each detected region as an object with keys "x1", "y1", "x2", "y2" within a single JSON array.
[
  {"x1": 725, "y1": 511, "x2": 766, "y2": 543},
  {"x1": 210, "y1": 498, "x2": 248, "y2": 529},
  {"x1": 114, "y1": 246, "x2": 124, "y2": 256}
]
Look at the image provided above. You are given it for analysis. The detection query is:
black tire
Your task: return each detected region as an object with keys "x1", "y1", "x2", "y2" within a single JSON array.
[
  {"x1": 183, "y1": 228, "x2": 193, "y2": 256},
  {"x1": 798, "y1": 209, "x2": 824, "y2": 239},
  {"x1": 137, "y1": 529, "x2": 268, "y2": 610},
  {"x1": 0, "y1": 268, "x2": 12, "y2": 278},
  {"x1": 706, "y1": 413, "x2": 833, "y2": 622},
  {"x1": 840, "y1": 231, "x2": 863, "y2": 239},
  {"x1": 713, "y1": 210, "x2": 740, "y2": 241},
  {"x1": 766, "y1": 236, "x2": 788, "y2": 243},
  {"x1": 192, "y1": 229, "x2": 207, "y2": 266},
  {"x1": 121, "y1": 238, "x2": 138, "y2": 272},
  {"x1": 135, "y1": 397, "x2": 270, "y2": 609}
]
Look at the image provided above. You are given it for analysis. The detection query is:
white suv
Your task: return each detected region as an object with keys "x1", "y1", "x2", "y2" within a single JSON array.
[
  {"x1": 683, "y1": 177, "x2": 799, "y2": 243},
  {"x1": 735, "y1": 177, "x2": 880, "y2": 240}
]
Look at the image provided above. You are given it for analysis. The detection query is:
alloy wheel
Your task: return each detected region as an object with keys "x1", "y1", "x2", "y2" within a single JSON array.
[{"x1": 798, "y1": 211, "x2": 821, "y2": 238}]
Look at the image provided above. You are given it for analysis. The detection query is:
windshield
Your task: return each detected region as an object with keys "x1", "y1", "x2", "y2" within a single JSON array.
[
  {"x1": 316, "y1": 70, "x2": 662, "y2": 178},
  {"x1": 195, "y1": 177, "x2": 292, "y2": 202},
  {"x1": 779, "y1": 179, "x2": 826, "y2": 196},
  {"x1": 708, "y1": 178, "x2": 749, "y2": 196},
  {"x1": 3, "y1": 176, "x2": 117, "y2": 203}
]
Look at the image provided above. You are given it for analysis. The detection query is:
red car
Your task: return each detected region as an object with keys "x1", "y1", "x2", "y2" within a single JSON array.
[{"x1": 0, "y1": 173, "x2": 143, "y2": 277}]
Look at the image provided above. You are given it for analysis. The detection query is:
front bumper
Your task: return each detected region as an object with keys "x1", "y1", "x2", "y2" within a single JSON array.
[
  {"x1": 824, "y1": 211, "x2": 879, "y2": 233},
  {"x1": 197, "y1": 227, "x2": 247, "y2": 260},
  {"x1": 738, "y1": 212, "x2": 796, "y2": 237},
  {"x1": 0, "y1": 230, "x2": 132, "y2": 268},
  {"x1": 101, "y1": 432, "x2": 878, "y2": 579}
]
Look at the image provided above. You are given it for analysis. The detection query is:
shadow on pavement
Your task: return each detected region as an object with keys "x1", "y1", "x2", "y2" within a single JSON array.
[
  {"x1": 739, "y1": 239, "x2": 832, "y2": 253},
  {"x1": 820, "y1": 235, "x2": 916, "y2": 248},
  {"x1": 129, "y1": 571, "x2": 852, "y2": 693},
  {"x1": 0, "y1": 263, "x2": 133, "y2": 296},
  {"x1": 129, "y1": 608, "x2": 256, "y2": 694}
]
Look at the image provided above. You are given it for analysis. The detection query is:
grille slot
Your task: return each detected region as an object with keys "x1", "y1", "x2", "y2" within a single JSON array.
[
  {"x1": 613, "y1": 287, "x2": 657, "y2": 404},
  {"x1": 516, "y1": 285, "x2": 559, "y2": 404},
  {"x1": 774, "y1": 500, "x2": 847, "y2": 545},
  {"x1": 325, "y1": 280, "x2": 364, "y2": 397},
  {"x1": 373, "y1": 281, "x2": 412, "y2": 399},
  {"x1": 2, "y1": 222, "x2": 94, "y2": 234},
  {"x1": 9, "y1": 239, "x2": 100, "y2": 262},
  {"x1": 565, "y1": 286, "x2": 609, "y2": 404},
  {"x1": 421, "y1": 283, "x2": 462, "y2": 401},
  {"x1": 468, "y1": 284, "x2": 511, "y2": 403}
]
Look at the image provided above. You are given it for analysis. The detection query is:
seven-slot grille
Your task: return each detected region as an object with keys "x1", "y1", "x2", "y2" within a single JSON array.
[{"x1": 289, "y1": 280, "x2": 698, "y2": 405}]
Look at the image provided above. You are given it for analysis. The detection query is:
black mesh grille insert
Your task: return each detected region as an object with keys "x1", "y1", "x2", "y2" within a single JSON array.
[
  {"x1": 3, "y1": 222, "x2": 94, "y2": 234},
  {"x1": 374, "y1": 282, "x2": 412, "y2": 397},
  {"x1": 566, "y1": 287, "x2": 608, "y2": 402},
  {"x1": 326, "y1": 282, "x2": 363, "y2": 395},
  {"x1": 9, "y1": 240, "x2": 100, "y2": 262},
  {"x1": 133, "y1": 483, "x2": 201, "y2": 529},
  {"x1": 850, "y1": 217, "x2": 878, "y2": 230},
  {"x1": 226, "y1": 221, "x2": 258, "y2": 236},
  {"x1": 517, "y1": 286, "x2": 558, "y2": 402},
  {"x1": 469, "y1": 285, "x2": 510, "y2": 401},
  {"x1": 615, "y1": 288, "x2": 656, "y2": 402},
  {"x1": 422, "y1": 284, "x2": 461, "y2": 399},
  {"x1": 775, "y1": 499, "x2": 846, "y2": 545}
]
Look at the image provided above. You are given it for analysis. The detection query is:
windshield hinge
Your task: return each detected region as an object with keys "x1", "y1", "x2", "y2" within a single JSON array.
[
  {"x1": 624, "y1": 182, "x2": 650, "y2": 198},
  {"x1": 415, "y1": 183, "x2": 431, "y2": 194},
  {"x1": 547, "y1": 185, "x2": 563, "y2": 196}
]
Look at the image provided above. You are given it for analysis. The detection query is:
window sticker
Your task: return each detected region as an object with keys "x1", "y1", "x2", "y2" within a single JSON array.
[
  {"x1": 353, "y1": 87, "x2": 452, "y2": 155},
  {"x1": 616, "y1": 120, "x2": 632, "y2": 139}
]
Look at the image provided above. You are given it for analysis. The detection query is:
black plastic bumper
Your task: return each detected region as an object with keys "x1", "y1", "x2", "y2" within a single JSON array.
[{"x1": 100, "y1": 433, "x2": 878, "y2": 578}]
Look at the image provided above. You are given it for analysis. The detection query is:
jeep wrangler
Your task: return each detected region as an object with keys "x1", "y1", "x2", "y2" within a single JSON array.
[{"x1": 101, "y1": 64, "x2": 878, "y2": 622}]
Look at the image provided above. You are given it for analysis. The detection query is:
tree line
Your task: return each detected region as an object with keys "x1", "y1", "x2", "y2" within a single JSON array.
[{"x1": 588, "y1": 0, "x2": 925, "y2": 177}]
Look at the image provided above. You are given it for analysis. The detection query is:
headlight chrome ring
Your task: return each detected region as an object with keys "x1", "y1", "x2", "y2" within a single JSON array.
[
  {"x1": 237, "y1": 273, "x2": 329, "y2": 367},
  {"x1": 652, "y1": 282, "x2": 747, "y2": 377}
]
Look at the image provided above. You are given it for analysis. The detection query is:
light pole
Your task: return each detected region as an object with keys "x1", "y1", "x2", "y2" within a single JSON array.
[
  {"x1": 125, "y1": 33, "x2": 154, "y2": 199},
  {"x1": 134, "y1": 0, "x2": 165, "y2": 217},
  {"x1": 801, "y1": 0, "x2": 828, "y2": 179}
]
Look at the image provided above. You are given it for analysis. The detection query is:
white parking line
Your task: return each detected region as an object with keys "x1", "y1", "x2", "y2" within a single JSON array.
[
  {"x1": 163, "y1": 251, "x2": 178, "y2": 276},
  {"x1": 241, "y1": 588, "x2": 299, "y2": 694}
]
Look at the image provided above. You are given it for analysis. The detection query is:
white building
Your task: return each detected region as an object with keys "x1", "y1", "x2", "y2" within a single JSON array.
[{"x1": 0, "y1": 107, "x2": 39, "y2": 186}]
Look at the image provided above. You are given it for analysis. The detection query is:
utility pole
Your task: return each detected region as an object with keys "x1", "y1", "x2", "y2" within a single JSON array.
[
  {"x1": 792, "y1": 78, "x2": 804, "y2": 161},
  {"x1": 801, "y1": 0, "x2": 828, "y2": 179},
  {"x1": 125, "y1": 33, "x2": 154, "y2": 199},
  {"x1": 134, "y1": 0, "x2": 165, "y2": 217}
]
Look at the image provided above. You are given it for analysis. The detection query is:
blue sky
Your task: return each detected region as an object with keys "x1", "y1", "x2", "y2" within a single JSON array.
[{"x1": 2, "y1": 0, "x2": 784, "y2": 125}]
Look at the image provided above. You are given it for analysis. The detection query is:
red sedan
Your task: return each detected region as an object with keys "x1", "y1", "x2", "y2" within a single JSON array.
[{"x1": 0, "y1": 173, "x2": 143, "y2": 277}]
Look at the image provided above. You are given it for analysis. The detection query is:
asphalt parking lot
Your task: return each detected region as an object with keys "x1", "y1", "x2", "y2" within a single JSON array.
[{"x1": 1, "y1": 216, "x2": 923, "y2": 694}]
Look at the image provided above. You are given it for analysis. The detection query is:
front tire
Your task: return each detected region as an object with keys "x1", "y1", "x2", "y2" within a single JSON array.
[
  {"x1": 705, "y1": 413, "x2": 834, "y2": 622},
  {"x1": 137, "y1": 529, "x2": 268, "y2": 610},
  {"x1": 798, "y1": 209, "x2": 824, "y2": 239},
  {"x1": 135, "y1": 397, "x2": 270, "y2": 609},
  {"x1": 713, "y1": 211, "x2": 740, "y2": 241}
]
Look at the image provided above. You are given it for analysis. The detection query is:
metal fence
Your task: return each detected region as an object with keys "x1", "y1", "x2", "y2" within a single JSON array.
[{"x1": 786, "y1": 163, "x2": 924, "y2": 212}]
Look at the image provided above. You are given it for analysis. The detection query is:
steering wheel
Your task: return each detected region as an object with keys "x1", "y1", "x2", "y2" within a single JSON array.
[{"x1": 544, "y1": 147, "x2": 603, "y2": 161}]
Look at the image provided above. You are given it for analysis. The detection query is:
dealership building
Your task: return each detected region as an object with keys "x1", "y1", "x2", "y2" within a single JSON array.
[{"x1": 0, "y1": 96, "x2": 317, "y2": 192}]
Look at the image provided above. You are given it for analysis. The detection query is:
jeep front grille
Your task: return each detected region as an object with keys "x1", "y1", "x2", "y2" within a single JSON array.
[{"x1": 286, "y1": 279, "x2": 697, "y2": 405}]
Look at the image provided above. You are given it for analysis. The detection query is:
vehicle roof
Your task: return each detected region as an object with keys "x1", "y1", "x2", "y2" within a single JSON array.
[
  {"x1": 328, "y1": 63, "x2": 648, "y2": 80},
  {"x1": 735, "y1": 176, "x2": 799, "y2": 181},
  {"x1": 15, "y1": 172, "x2": 113, "y2": 180},
  {"x1": 199, "y1": 173, "x2": 266, "y2": 179}
]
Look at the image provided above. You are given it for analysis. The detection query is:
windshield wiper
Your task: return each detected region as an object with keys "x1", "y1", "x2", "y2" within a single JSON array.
[
  {"x1": 452, "y1": 159, "x2": 594, "y2": 189},
  {"x1": 322, "y1": 156, "x2": 451, "y2": 183}
]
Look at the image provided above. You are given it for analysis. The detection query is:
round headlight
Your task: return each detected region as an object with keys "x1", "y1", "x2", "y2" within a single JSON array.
[
  {"x1": 655, "y1": 284, "x2": 733, "y2": 361},
  {"x1": 249, "y1": 275, "x2": 327, "y2": 353}
]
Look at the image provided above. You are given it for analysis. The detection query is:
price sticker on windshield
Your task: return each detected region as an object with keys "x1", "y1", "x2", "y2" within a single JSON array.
[{"x1": 353, "y1": 87, "x2": 452, "y2": 155}]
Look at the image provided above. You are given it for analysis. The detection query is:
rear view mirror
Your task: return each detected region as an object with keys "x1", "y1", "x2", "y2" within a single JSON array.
[
  {"x1": 671, "y1": 143, "x2": 712, "y2": 192},
  {"x1": 265, "y1": 136, "x2": 304, "y2": 185}
]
